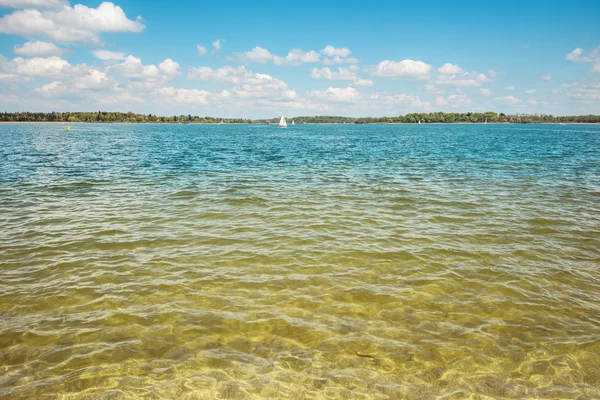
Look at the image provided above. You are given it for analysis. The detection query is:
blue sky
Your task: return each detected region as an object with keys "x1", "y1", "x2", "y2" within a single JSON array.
[{"x1": 0, "y1": 0, "x2": 599, "y2": 117}]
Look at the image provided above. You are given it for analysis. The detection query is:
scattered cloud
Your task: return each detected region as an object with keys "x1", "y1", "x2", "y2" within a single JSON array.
[
  {"x1": 92, "y1": 49, "x2": 125, "y2": 61},
  {"x1": 435, "y1": 94, "x2": 472, "y2": 108},
  {"x1": 197, "y1": 44, "x2": 207, "y2": 55},
  {"x1": 527, "y1": 99, "x2": 538, "y2": 105},
  {"x1": 425, "y1": 84, "x2": 445, "y2": 95},
  {"x1": 158, "y1": 58, "x2": 180, "y2": 77},
  {"x1": 310, "y1": 67, "x2": 373, "y2": 86},
  {"x1": 321, "y1": 45, "x2": 351, "y2": 58},
  {"x1": 525, "y1": 88, "x2": 536, "y2": 94},
  {"x1": 504, "y1": 86, "x2": 515, "y2": 90},
  {"x1": 480, "y1": 88, "x2": 493, "y2": 96},
  {"x1": 0, "y1": 0, "x2": 67, "y2": 8},
  {"x1": 14, "y1": 40, "x2": 64, "y2": 56},
  {"x1": 566, "y1": 82, "x2": 600, "y2": 101},
  {"x1": 373, "y1": 59, "x2": 432, "y2": 79},
  {"x1": 438, "y1": 63, "x2": 463, "y2": 75},
  {"x1": 0, "y1": 2, "x2": 145, "y2": 44},
  {"x1": 274, "y1": 49, "x2": 320, "y2": 66},
  {"x1": 212, "y1": 39, "x2": 221, "y2": 52},
  {"x1": 310, "y1": 86, "x2": 360, "y2": 103},
  {"x1": 494, "y1": 95, "x2": 520, "y2": 105},
  {"x1": 566, "y1": 45, "x2": 600, "y2": 72},
  {"x1": 541, "y1": 74, "x2": 552, "y2": 80},
  {"x1": 368, "y1": 93, "x2": 431, "y2": 109},
  {"x1": 435, "y1": 71, "x2": 489, "y2": 87}
]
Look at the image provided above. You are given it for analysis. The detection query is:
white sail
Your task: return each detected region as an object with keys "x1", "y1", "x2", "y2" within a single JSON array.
[
  {"x1": 278, "y1": 115, "x2": 287, "y2": 128},
  {"x1": 291, "y1": 120, "x2": 295, "y2": 125}
]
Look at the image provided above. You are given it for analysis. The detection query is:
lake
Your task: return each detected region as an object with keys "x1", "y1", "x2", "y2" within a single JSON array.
[{"x1": 1, "y1": 123, "x2": 599, "y2": 399}]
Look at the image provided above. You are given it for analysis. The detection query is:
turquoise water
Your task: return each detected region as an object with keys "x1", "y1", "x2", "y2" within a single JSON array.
[{"x1": 1, "y1": 123, "x2": 599, "y2": 399}]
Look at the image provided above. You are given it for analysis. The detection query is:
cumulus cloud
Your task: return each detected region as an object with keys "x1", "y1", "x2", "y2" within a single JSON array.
[
  {"x1": 438, "y1": 63, "x2": 463, "y2": 75},
  {"x1": 524, "y1": 88, "x2": 536, "y2": 94},
  {"x1": 566, "y1": 45, "x2": 600, "y2": 72},
  {"x1": 0, "y1": 2, "x2": 145, "y2": 44},
  {"x1": 274, "y1": 49, "x2": 320, "y2": 66},
  {"x1": 310, "y1": 67, "x2": 373, "y2": 86},
  {"x1": 111, "y1": 56, "x2": 179, "y2": 82},
  {"x1": 92, "y1": 49, "x2": 125, "y2": 60},
  {"x1": 187, "y1": 65, "x2": 298, "y2": 101},
  {"x1": 229, "y1": 47, "x2": 322, "y2": 66},
  {"x1": 153, "y1": 87, "x2": 230, "y2": 105},
  {"x1": 158, "y1": 58, "x2": 180, "y2": 77},
  {"x1": 212, "y1": 39, "x2": 221, "y2": 52},
  {"x1": 435, "y1": 71, "x2": 489, "y2": 87},
  {"x1": 14, "y1": 40, "x2": 64, "y2": 56},
  {"x1": 320, "y1": 45, "x2": 358, "y2": 65},
  {"x1": 321, "y1": 45, "x2": 351, "y2": 58},
  {"x1": 9, "y1": 56, "x2": 71, "y2": 77},
  {"x1": 0, "y1": 0, "x2": 67, "y2": 8},
  {"x1": 373, "y1": 59, "x2": 431, "y2": 79},
  {"x1": 197, "y1": 44, "x2": 206, "y2": 55},
  {"x1": 480, "y1": 88, "x2": 493, "y2": 96},
  {"x1": 310, "y1": 86, "x2": 360, "y2": 103}
]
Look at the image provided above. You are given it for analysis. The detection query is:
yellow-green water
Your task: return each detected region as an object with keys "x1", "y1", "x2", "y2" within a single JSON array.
[{"x1": 1, "y1": 123, "x2": 599, "y2": 399}]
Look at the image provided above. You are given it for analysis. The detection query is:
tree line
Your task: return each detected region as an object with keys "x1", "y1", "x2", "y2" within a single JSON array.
[{"x1": 1, "y1": 111, "x2": 599, "y2": 124}]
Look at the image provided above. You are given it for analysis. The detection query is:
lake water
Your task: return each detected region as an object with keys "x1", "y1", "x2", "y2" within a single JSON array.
[{"x1": 1, "y1": 123, "x2": 599, "y2": 399}]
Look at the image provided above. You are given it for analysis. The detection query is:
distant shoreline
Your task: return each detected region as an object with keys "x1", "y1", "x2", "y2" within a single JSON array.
[{"x1": 0, "y1": 121, "x2": 596, "y2": 125}]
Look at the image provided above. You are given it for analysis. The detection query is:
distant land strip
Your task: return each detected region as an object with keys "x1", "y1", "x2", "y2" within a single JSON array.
[{"x1": 1, "y1": 112, "x2": 599, "y2": 124}]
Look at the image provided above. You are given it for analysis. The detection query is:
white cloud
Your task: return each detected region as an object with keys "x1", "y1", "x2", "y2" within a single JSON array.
[
  {"x1": 438, "y1": 63, "x2": 463, "y2": 75},
  {"x1": 435, "y1": 71, "x2": 488, "y2": 87},
  {"x1": 153, "y1": 87, "x2": 230, "y2": 105},
  {"x1": 527, "y1": 99, "x2": 538, "y2": 105},
  {"x1": 310, "y1": 67, "x2": 356, "y2": 80},
  {"x1": 566, "y1": 82, "x2": 600, "y2": 101},
  {"x1": 353, "y1": 78, "x2": 373, "y2": 86},
  {"x1": 373, "y1": 59, "x2": 431, "y2": 80},
  {"x1": 369, "y1": 93, "x2": 431, "y2": 109},
  {"x1": 494, "y1": 95, "x2": 520, "y2": 105},
  {"x1": 566, "y1": 46, "x2": 600, "y2": 72},
  {"x1": 0, "y1": 0, "x2": 67, "y2": 8},
  {"x1": 111, "y1": 56, "x2": 177, "y2": 82},
  {"x1": 14, "y1": 40, "x2": 64, "y2": 56},
  {"x1": 321, "y1": 45, "x2": 351, "y2": 57},
  {"x1": 320, "y1": 45, "x2": 358, "y2": 65},
  {"x1": 158, "y1": 58, "x2": 180, "y2": 77},
  {"x1": 435, "y1": 94, "x2": 472, "y2": 108},
  {"x1": 310, "y1": 86, "x2": 360, "y2": 103},
  {"x1": 92, "y1": 49, "x2": 125, "y2": 60},
  {"x1": 187, "y1": 65, "x2": 297, "y2": 102},
  {"x1": 504, "y1": 86, "x2": 515, "y2": 90},
  {"x1": 0, "y1": 2, "x2": 145, "y2": 44},
  {"x1": 480, "y1": 88, "x2": 493, "y2": 96},
  {"x1": 322, "y1": 55, "x2": 359, "y2": 65},
  {"x1": 274, "y1": 49, "x2": 320, "y2": 66},
  {"x1": 309, "y1": 67, "x2": 372, "y2": 86},
  {"x1": 488, "y1": 69, "x2": 498, "y2": 78},
  {"x1": 197, "y1": 44, "x2": 207, "y2": 55},
  {"x1": 9, "y1": 56, "x2": 71, "y2": 77},
  {"x1": 566, "y1": 48, "x2": 583, "y2": 61},
  {"x1": 212, "y1": 39, "x2": 221, "y2": 52},
  {"x1": 541, "y1": 74, "x2": 552, "y2": 80},
  {"x1": 230, "y1": 46, "x2": 273, "y2": 63},
  {"x1": 425, "y1": 84, "x2": 444, "y2": 95},
  {"x1": 348, "y1": 65, "x2": 360, "y2": 71},
  {"x1": 525, "y1": 88, "x2": 536, "y2": 94}
]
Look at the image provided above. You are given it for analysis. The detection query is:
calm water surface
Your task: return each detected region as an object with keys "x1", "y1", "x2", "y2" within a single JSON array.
[{"x1": 1, "y1": 123, "x2": 599, "y2": 399}]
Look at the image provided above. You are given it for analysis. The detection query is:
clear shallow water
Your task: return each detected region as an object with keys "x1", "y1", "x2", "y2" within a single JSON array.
[{"x1": 0, "y1": 123, "x2": 599, "y2": 399}]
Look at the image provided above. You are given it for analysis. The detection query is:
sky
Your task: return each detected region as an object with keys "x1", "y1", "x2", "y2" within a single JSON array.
[{"x1": 0, "y1": 0, "x2": 599, "y2": 118}]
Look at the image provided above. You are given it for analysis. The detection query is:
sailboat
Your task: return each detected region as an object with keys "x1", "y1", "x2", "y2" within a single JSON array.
[
  {"x1": 418, "y1": 120, "x2": 421, "y2": 124},
  {"x1": 278, "y1": 115, "x2": 287, "y2": 128},
  {"x1": 291, "y1": 120, "x2": 295, "y2": 125},
  {"x1": 484, "y1": 118, "x2": 487, "y2": 124}
]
